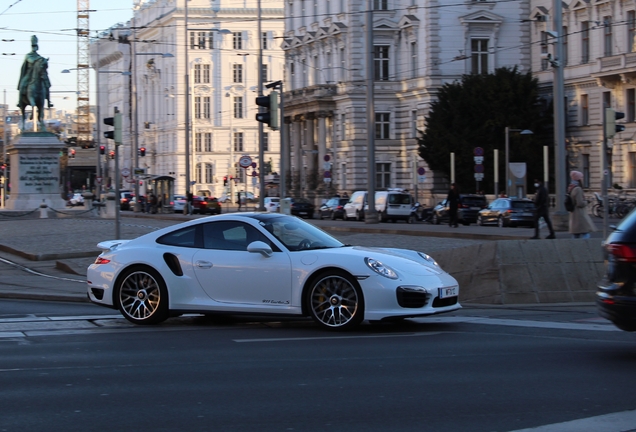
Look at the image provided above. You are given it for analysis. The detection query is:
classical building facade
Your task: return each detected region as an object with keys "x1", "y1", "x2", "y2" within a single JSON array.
[
  {"x1": 531, "y1": 0, "x2": 636, "y2": 192},
  {"x1": 90, "y1": 0, "x2": 285, "y2": 199},
  {"x1": 281, "y1": 0, "x2": 532, "y2": 202}
]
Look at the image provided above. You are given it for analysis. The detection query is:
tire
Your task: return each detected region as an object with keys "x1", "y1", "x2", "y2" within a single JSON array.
[
  {"x1": 592, "y1": 204, "x2": 603, "y2": 218},
  {"x1": 306, "y1": 270, "x2": 364, "y2": 330},
  {"x1": 319, "y1": 212, "x2": 324, "y2": 220},
  {"x1": 498, "y1": 217, "x2": 505, "y2": 228},
  {"x1": 330, "y1": 211, "x2": 336, "y2": 220},
  {"x1": 380, "y1": 211, "x2": 387, "y2": 222},
  {"x1": 115, "y1": 265, "x2": 169, "y2": 325},
  {"x1": 356, "y1": 210, "x2": 363, "y2": 221},
  {"x1": 432, "y1": 213, "x2": 439, "y2": 225},
  {"x1": 408, "y1": 214, "x2": 415, "y2": 224}
]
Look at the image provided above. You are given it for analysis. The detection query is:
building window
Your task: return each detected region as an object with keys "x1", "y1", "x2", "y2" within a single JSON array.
[
  {"x1": 603, "y1": 91, "x2": 611, "y2": 110},
  {"x1": 195, "y1": 96, "x2": 201, "y2": 119},
  {"x1": 195, "y1": 163, "x2": 202, "y2": 184},
  {"x1": 581, "y1": 21, "x2": 589, "y2": 63},
  {"x1": 233, "y1": 32, "x2": 243, "y2": 50},
  {"x1": 233, "y1": 64, "x2": 243, "y2": 83},
  {"x1": 373, "y1": 46, "x2": 390, "y2": 81},
  {"x1": 341, "y1": 113, "x2": 346, "y2": 140},
  {"x1": 233, "y1": 132, "x2": 244, "y2": 152},
  {"x1": 581, "y1": 94, "x2": 588, "y2": 125},
  {"x1": 630, "y1": 153, "x2": 636, "y2": 188},
  {"x1": 471, "y1": 39, "x2": 489, "y2": 74},
  {"x1": 262, "y1": 32, "x2": 268, "y2": 50},
  {"x1": 208, "y1": 32, "x2": 214, "y2": 49},
  {"x1": 189, "y1": 32, "x2": 196, "y2": 50},
  {"x1": 562, "y1": 26, "x2": 568, "y2": 66},
  {"x1": 261, "y1": 64, "x2": 268, "y2": 83},
  {"x1": 203, "y1": 64, "x2": 210, "y2": 83},
  {"x1": 233, "y1": 96, "x2": 243, "y2": 119},
  {"x1": 203, "y1": 97, "x2": 210, "y2": 119},
  {"x1": 629, "y1": 11, "x2": 636, "y2": 52},
  {"x1": 263, "y1": 132, "x2": 269, "y2": 151},
  {"x1": 373, "y1": 0, "x2": 388, "y2": 10},
  {"x1": 604, "y1": 16, "x2": 613, "y2": 57},
  {"x1": 198, "y1": 32, "x2": 207, "y2": 49},
  {"x1": 376, "y1": 162, "x2": 391, "y2": 188},
  {"x1": 340, "y1": 162, "x2": 347, "y2": 190},
  {"x1": 583, "y1": 154, "x2": 590, "y2": 188},
  {"x1": 204, "y1": 133, "x2": 212, "y2": 152},
  {"x1": 411, "y1": 110, "x2": 417, "y2": 139},
  {"x1": 205, "y1": 163, "x2": 213, "y2": 183},
  {"x1": 411, "y1": 42, "x2": 417, "y2": 79},
  {"x1": 194, "y1": 64, "x2": 201, "y2": 83},
  {"x1": 195, "y1": 133, "x2": 202, "y2": 152},
  {"x1": 627, "y1": 88, "x2": 636, "y2": 122},
  {"x1": 375, "y1": 113, "x2": 390, "y2": 139},
  {"x1": 540, "y1": 32, "x2": 549, "y2": 71}
]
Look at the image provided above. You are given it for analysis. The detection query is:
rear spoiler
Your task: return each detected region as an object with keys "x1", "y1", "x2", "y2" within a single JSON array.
[{"x1": 96, "y1": 240, "x2": 131, "y2": 252}]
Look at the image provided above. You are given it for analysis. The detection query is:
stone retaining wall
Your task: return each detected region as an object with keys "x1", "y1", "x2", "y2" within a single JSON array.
[{"x1": 432, "y1": 239, "x2": 605, "y2": 304}]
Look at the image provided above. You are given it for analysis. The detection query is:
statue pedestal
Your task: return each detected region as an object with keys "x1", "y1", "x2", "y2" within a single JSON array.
[{"x1": 6, "y1": 132, "x2": 66, "y2": 211}]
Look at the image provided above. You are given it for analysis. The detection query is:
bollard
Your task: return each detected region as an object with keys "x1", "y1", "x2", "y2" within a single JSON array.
[
  {"x1": 104, "y1": 192, "x2": 116, "y2": 218},
  {"x1": 39, "y1": 202, "x2": 48, "y2": 219}
]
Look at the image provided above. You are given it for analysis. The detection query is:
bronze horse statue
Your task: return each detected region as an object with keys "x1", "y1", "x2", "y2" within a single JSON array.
[{"x1": 18, "y1": 56, "x2": 52, "y2": 131}]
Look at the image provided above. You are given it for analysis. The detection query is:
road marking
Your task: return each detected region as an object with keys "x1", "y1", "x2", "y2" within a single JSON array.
[
  {"x1": 417, "y1": 316, "x2": 620, "y2": 332},
  {"x1": 234, "y1": 332, "x2": 444, "y2": 343},
  {"x1": 509, "y1": 409, "x2": 636, "y2": 431}
]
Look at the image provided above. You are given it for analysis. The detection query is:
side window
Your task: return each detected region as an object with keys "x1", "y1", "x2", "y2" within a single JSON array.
[
  {"x1": 203, "y1": 221, "x2": 273, "y2": 251},
  {"x1": 157, "y1": 226, "x2": 201, "y2": 248}
]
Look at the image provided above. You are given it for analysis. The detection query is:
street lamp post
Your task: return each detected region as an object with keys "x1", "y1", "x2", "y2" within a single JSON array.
[{"x1": 504, "y1": 127, "x2": 533, "y2": 197}]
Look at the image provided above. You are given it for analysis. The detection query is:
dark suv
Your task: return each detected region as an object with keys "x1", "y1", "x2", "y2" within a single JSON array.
[
  {"x1": 431, "y1": 194, "x2": 488, "y2": 225},
  {"x1": 598, "y1": 210, "x2": 636, "y2": 331}
]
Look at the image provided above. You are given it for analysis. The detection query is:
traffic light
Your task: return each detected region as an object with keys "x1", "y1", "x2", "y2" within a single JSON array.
[
  {"x1": 606, "y1": 108, "x2": 626, "y2": 139},
  {"x1": 103, "y1": 112, "x2": 122, "y2": 144},
  {"x1": 99, "y1": 145, "x2": 105, "y2": 155},
  {"x1": 109, "y1": 150, "x2": 115, "y2": 160},
  {"x1": 255, "y1": 91, "x2": 279, "y2": 130},
  {"x1": 139, "y1": 147, "x2": 146, "y2": 157},
  {"x1": 69, "y1": 148, "x2": 76, "y2": 159},
  {"x1": 223, "y1": 176, "x2": 227, "y2": 186}
]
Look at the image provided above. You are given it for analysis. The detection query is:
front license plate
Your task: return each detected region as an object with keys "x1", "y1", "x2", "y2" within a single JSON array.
[
  {"x1": 299, "y1": 211, "x2": 307, "y2": 215},
  {"x1": 439, "y1": 287, "x2": 458, "y2": 298}
]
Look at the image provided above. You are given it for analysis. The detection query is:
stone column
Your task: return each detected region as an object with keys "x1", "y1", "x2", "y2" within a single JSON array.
[
  {"x1": 305, "y1": 113, "x2": 316, "y2": 196},
  {"x1": 317, "y1": 112, "x2": 328, "y2": 195},
  {"x1": 282, "y1": 117, "x2": 292, "y2": 196},
  {"x1": 292, "y1": 117, "x2": 302, "y2": 197}
]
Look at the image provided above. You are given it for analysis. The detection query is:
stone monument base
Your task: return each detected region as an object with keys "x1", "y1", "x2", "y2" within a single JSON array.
[{"x1": 6, "y1": 132, "x2": 67, "y2": 211}]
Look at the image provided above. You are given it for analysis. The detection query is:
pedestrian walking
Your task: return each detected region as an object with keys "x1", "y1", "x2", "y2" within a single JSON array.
[
  {"x1": 446, "y1": 183, "x2": 459, "y2": 228},
  {"x1": 149, "y1": 193, "x2": 157, "y2": 214},
  {"x1": 237, "y1": 192, "x2": 242, "y2": 211},
  {"x1": 568, "y1": 171, "x2": 596, "y2": 239},
  {"x1": 530, "y1": 179, "x2": 555, "y2": 239}
]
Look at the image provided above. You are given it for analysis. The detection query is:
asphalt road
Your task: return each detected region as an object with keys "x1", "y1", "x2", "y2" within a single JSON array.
[{"x1": 1, "y1": 299, "x2": 636, "y2": 432}]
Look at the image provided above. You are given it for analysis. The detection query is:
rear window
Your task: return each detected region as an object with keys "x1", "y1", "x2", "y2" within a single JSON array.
[
  {"x1": 388, "y1": 194, "x2": 412, "y2": 205},
  {"x1": 461, "y1": 196, "x2": 486, "y2": 206},
  {"x1": 511, "y1": 201, "x2": 534, "y2": 210}
]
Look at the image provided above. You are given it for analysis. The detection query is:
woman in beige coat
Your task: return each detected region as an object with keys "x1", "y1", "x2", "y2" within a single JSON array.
[{"x1": 568, "y1": 171, "x2": 596, "y2": 238}]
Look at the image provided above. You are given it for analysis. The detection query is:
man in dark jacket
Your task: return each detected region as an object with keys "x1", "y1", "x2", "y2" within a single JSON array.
[{"x1": 531, "y1": 179, "x2": 555, "y2": 239}]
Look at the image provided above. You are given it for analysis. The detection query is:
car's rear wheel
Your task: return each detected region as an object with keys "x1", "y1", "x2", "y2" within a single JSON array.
[
  {"x1": 306, "y1": 271, "x2": 364, "y2": 330},
  {"x1": 115, "y1": 266, "x2": 169, "y2": 325}
]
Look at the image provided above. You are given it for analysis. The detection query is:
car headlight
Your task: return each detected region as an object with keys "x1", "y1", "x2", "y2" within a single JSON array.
[
  {"x1": 417, "y1": 252, "x2": 439, "y2": 267},
  {"x1": 365, "y1": 257, "x2": 398, "y2": 279}
]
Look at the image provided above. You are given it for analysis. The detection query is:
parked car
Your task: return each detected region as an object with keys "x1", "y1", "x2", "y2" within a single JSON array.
[
  {"x1": 288, "y1": 197, "x2": 316, "y2": 219},
  {"x1": 264, "y1": 197, "x2": 280, "y2": 212},
  {"x1": 477, "y1": 198, "x2": 536, "y2": 227},
  {"x1": 344, "y1": 191, "x2": 367, "y2": 221},
  {"x1": 598, "y1": 209, "x2": 636, "y2": 331},
  {"x1": 431, "y1": 194, "x2": 488, "y2": 225},
  {"x1": 87, "y1": 213, "x2": 460, "y2": 330},
  {"x1": 370, "y1": 189, "x2": 414, "y2": 223},
  {"x1": 319, "y1": 197, "x2": 349, "y2": 220},
  {"x1": 120, "y1": 191, "x2": 134, "y2": 211}
]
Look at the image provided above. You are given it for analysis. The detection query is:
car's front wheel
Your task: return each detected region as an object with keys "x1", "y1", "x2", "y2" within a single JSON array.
[
  {"x1": 306, "y1": 271, "x2": 364, "y2": 330},
  {"x1": 115, "y1": 266, "x2": 169, "y2": 325}
]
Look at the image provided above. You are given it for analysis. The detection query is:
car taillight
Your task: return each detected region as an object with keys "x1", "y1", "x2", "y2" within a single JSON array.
[
  {"x1": 460, "y1": 203, "x2": 469, "y2": 208},
  {"x1": 607, "y1": 244, "x2": 636, "y2": 262},
  {"x1": 505, "y1": 210, "x2": 512, "y2": 215},
  {"x1": 94, "y1": 257, "x2": 110, "y2": 265},
  {"x1": 170, "y1": 201, "x2": 174, "y2": 205},
  {"x1": 122, "y1": 198, "x2": 128, "y2": 203},
  {"x1": 337, "y1": 205, "x2": 343, "y2": 210}
]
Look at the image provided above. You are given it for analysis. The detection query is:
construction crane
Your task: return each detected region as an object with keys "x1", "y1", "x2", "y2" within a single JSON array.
[{"x1": 77, "y1": 0, "x2": 91, "y2": 147}]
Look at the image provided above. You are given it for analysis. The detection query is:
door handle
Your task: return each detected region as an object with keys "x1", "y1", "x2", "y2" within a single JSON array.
[{"x1": 195, "y1": 260, "x2": 213, "y2": 269}]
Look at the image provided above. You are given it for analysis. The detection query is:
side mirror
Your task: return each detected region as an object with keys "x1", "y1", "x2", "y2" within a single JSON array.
[{"x1": 247, "y1": 241, "x2": 273, "y2": 257}]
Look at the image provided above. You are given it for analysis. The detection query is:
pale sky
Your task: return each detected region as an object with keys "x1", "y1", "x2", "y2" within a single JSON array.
[{"x1": 0, "y1": 0, "x2": 134, "y2": 113}]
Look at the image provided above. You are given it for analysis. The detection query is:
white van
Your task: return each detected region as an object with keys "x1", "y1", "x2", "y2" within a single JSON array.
[
  {"x1": 373, "y1": 189, "x2": 413, "y2": 222},
  {"x1": 343, "y1": 191, "x2": 367, "y2": 221}
]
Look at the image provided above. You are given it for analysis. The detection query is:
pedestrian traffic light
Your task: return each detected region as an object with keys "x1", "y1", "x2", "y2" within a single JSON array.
[
  {"x1": 139, "y1": 147, "x2": 146, "y2": 157},
  {"x1": 606, "y1": 108, "x2": 626, "y2": 139},
  {"x1": 255, "y1": 91, "x2": 279, "y2": 130},
  {"x1": 103, "y1": 111, "x2": 123, "y2": 144},
  {"x1": 99, "y1": 145, "x2": 105, "y2": 155},
  {"x1": 69, "y1": 148, "x2": 76, "y2": 159},
  {"x1": 223, "y1": 176, "x2": 228, "y2": 186},
  {"x1": 109, "y1": 150, "x2": 115, "y2": 159}
]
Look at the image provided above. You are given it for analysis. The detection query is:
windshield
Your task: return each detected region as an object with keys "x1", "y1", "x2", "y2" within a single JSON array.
[{"x1": 250, "y1": 214, "x2": 344, "y2": 251}]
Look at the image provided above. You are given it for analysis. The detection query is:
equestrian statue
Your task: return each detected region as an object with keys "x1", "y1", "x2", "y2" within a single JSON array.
[{"x1": 17, "y1": 35, "x2": 53, "y2": 132}]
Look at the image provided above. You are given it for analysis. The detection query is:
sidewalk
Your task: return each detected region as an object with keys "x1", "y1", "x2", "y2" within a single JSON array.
[{"x1": 0, "y1": 208, "x2": 617, "y2": 303}]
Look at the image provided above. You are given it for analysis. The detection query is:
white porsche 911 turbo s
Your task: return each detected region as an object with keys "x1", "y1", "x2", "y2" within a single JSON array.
[{"x1": 87, "y1": 213, "x2": 460, "y2": 330}]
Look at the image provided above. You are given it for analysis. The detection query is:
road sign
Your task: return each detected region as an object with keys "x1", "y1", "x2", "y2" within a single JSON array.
[
  {"x1": 252, "y1": 170, "x2": 258, "y2": 177},
  {"x1": 474, "y1": 147, "x2": 484, "y2": 156},
  {"x1": 96, "y1": 177, "x2": 102, "y2": 184},
  {"x1": 417, "y1": 167, "x2": 426, "y2": 176},
  {"x1": 474, "y1": 173, "x2": 484, "y2": 180},
  {"x1": 474, "y1": 156, "x2": 484, "y2": 164},
  {"x1": 324, "y1": 154, "x2": 331, "y2": 162},
  {"x1": 121, "y1": 167, "x2": 130, "y2": 177},
  {"x1": 251, "y1": 162, "x2": 257, "y2": 168},
  {"x1": 474, "y1": 164, "x2": 485, "y2": 174},
  {"x1": 324, "y1": 177, "x2": 331, "y2": 183},
  {"x1": 323, "y1": 171, "x2": 331, "y2": 178},
  {"x1": 239, "y1": 155, "x2": 252, "y2": 169}
]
